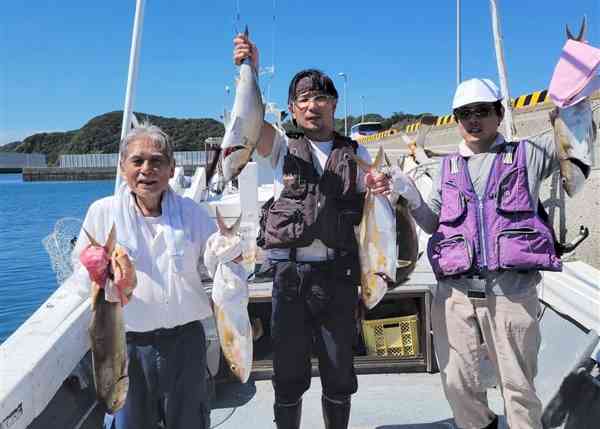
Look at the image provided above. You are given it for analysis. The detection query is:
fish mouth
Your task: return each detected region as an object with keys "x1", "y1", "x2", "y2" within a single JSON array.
[
  {"x1": 106, "y1": 375, "x2": 129, "y2": 414},
  {"x1": 223, "y1": 146, "x2": 247, "y2": 159}
]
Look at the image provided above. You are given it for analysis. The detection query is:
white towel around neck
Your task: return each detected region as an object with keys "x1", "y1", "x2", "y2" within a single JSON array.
[{"x1": 113, "y1": 182, "x2": 188, "y2": 272}]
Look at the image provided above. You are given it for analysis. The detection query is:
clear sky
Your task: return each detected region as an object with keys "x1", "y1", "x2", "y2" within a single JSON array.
[{"x1": 1, "y1": 1, "x2": 599, "y2": 145}]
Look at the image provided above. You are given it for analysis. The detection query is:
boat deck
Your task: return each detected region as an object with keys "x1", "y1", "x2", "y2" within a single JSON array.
[{"x1": 208, "y1": 301, "x2": 591, "y2": 428}]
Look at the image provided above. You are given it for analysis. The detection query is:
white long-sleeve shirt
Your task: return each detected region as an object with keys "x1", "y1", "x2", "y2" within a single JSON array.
[{"x1": 66, "y1": 194, "x2": 216, "y2": 333}]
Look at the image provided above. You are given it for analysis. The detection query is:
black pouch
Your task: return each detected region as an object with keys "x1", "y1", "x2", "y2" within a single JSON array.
[
  {"x1": 319, "y1": 199, "x2": 363, "y2": 252},
  {"x1": 257, "y1": 196, "x2": 274, "y2": 249}
]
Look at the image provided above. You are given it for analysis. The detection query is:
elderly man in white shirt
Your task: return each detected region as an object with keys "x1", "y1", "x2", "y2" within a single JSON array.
[{"x1": 68, "y1": 122, "x2": 216, "y2": 429}]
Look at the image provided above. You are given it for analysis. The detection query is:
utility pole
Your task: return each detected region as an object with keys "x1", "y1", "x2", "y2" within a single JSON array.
[{"x1": 338, "y1": 72, "x2": 348, "y2": 136}]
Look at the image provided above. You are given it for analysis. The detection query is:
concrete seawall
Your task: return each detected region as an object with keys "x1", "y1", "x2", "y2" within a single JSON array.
[{"x1": 22, "y1": 165, "x2": 199, "y2": 181}]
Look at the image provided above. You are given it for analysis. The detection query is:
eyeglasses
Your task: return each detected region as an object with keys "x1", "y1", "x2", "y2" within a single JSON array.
[
  {"x1": 293, "y1": 94, "x2": 335, "y2": 110},
  {"x1": 455, "y1": 105, "x2": 494, "y2": 121}
]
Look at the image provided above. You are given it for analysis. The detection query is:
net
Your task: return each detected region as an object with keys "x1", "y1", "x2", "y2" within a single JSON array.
[{"x1": 42, "y1": 217, "x2": 83, "y2": 285}]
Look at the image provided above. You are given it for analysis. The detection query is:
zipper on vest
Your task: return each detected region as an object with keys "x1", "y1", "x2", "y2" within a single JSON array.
[
  {"x1": 477, "y1": 199, "x2": 488, "y2": 269},
  {"x1": 461, "y1": 155, "x2": 488, "y2": 271}
]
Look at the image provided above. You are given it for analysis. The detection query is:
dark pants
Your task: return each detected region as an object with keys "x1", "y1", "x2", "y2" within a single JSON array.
[
  {"x1": 104, "y1": 321, "x2": 210, "y2": 429},
  {"x1": 271, "y1": 257, "x2": 359, "y2": 404}
]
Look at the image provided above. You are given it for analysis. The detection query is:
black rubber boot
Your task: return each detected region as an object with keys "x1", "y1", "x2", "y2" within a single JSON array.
[
  {"x1": 322, "y1": 395, "x2": 351, "y2": 429},
  {"x1": 482, "y1": 415, "x2": 498, "y2": 429},
  {"x1": 273, "y1": 400, "x2": 302, "y2": 429}
]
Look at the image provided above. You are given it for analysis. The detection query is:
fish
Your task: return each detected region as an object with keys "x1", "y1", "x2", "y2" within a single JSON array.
[
  {"x1": 353, "y1": 146, "x2": 398, "y2": 309},
  {"x1": 394, "y1": 195, "x2": 419, "y2": 284},
  {"x1": 217, "y1": 26, "x2": 265, "y2": 191},
  {"x1": 552, "y1": 100, "x2": 595, "y2": 197},
  {"x1": 210, "y1": 207, "x2": 253, "y2": 382},
  {"x1": 552, "y1": 17, "x2": 596, "y2": 198},
  {"x1": 82, "y1": 225, "x2": 132, "y2": 414},
  {"x1": 399, "y1": 115, "x2": 442, "y2": 165}
]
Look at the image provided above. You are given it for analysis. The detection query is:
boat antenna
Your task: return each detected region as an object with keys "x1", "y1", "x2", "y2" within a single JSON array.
[
  {"x1": 115, "y1": 0, "x2": 146, "y2": 192},
  {"x1": 489, "y1": 0, "x2": 517, "y2": 140}
]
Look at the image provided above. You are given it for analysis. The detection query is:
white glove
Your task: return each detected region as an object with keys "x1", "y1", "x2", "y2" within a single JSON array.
[{"x1": 390, "y1": 167, "x2": 422, "y2": 210}]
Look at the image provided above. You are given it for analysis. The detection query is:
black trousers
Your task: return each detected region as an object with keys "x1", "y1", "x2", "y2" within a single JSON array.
[
  {"x1": 270, "y1": 258, "x2": 358, "y2": 404},
  {"x1": 104, "y1": 321, "x2": 210, "y2": 429}
]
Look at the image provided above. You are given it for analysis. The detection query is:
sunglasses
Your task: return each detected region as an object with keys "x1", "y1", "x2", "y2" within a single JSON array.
[
  {"x1": 294, "y1": 94, "x2": 335, "y2": 110},
  {"x1": 455, "y1": 105, "x2": 494, "y2": 121}
]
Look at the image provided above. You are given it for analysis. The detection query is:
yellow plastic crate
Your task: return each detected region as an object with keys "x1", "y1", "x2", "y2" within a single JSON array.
[{"x1": 362, "y1": 314, "x2": 419, "y2": 357}]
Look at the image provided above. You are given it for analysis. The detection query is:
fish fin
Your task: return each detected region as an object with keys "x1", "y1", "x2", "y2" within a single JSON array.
[
  {"x1": 566, "y1": 16, "x2": 587, "y2": 41},
  {"x1": 230, "y1": 214, "x2": 242, "y2": 236},
  {"x1": 215, "y1": 206, "x2": 229, "y2": 236},
  {"x1": 373, "y1": 146, "x2": 385, "y2": 170},
  {"x1": 353, "y1": 225, "x2": 361, "y2": 243},
  {"x1": 384, "y1": 152, "x2": 393, "y2": 167},
  {"x1": 244, "y1": 25, "x2": 249, "y2": 38},
  {"x1": 104, "y1": 224, "x2": 116, "y2": 254},
  {"x1": 90, "y1": 283, "x2": 101, "y2": 311},
  {"x1": 397, "y1": 259, "x2": 413, "y2": 268},
  {"x1": 215, "y1": 207, "x2": 242, "y2": 237},
  {"x1": 82, "y1": 228, "x2": 101, "y2": 247},
  {"x1": 415, "y1": 115, "x2": 435, "y2": 148},
  {"x1": 350, "y1": 151, "x2": 372, "y2": 173}
]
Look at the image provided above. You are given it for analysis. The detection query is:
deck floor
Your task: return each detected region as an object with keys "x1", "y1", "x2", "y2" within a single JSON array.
[{"x1": 209, "y1": 301, "x2": 590, "y2": 429}]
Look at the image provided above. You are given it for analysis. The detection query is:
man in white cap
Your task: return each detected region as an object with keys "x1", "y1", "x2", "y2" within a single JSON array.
[{"x1": 391, "y1": 77, "x2": 593, "y2": 429}]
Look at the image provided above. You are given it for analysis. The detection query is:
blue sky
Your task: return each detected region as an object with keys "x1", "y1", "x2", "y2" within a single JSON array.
[{"x1": 1, "y1": 1, "x2": 599, "y2": 145}]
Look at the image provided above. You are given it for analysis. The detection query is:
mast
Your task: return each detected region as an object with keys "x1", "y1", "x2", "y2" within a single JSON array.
[
  {"x1": 489, "y1": 0, "x2": 516, "y2": 140},
  {"x1": 115, "y1": 0, "x2": 146, "y2": 192}
]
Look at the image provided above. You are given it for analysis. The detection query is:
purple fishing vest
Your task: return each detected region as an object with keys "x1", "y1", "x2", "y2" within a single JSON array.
[{"x1": 427, "y1": 140, "x2": 562, "y2": 279}]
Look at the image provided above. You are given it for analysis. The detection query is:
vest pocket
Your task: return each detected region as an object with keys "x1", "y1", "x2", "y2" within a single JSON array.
[
  {"x1": 264, "y1": 198, "x2": 306, "y2": 248},
  {"x1": 496, "y1": 227, "x2": 552, "y2": 269},
  {"x1": 431, "y1": 234, "x2": 473, "y2": 276},
  {"x1": 439, "y1": 183, "x2": 466, "y2": 223},
  {"x1": 496, "y1": 167, "x2": 533, "y2": 213}
]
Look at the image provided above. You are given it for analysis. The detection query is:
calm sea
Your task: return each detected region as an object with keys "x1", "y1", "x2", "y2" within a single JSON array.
[{"x1": 0, "y1": 174, "x2": 113, "y2": 343}]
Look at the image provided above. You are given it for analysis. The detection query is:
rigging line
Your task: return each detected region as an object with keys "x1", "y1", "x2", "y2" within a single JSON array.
[
  {"x1": 272, "y1": 0, "x2": 276, "y2": 77},
  {"x1": 233, "y1": 0, "x2": 241, "y2": 35}
]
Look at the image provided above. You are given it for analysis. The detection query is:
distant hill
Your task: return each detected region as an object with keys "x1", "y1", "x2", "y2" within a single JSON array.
[
  {"x1": 6, "y1": 111, "x2": 225, "y2": 165},
  {"x1": 5, "y1": 110, "x2": 429, "y2": 165},
  {"x1": 0, "y1": 141, "x2": 22, "y2": 152}
]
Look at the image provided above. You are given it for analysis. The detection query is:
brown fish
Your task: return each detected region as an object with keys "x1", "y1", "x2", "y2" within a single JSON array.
[
  {"x1": 552, "y1": 17, "x2": 595, "y2": 197},
  {"x1": 83, "y1": 226, "x2": 132, "y2": 414}
]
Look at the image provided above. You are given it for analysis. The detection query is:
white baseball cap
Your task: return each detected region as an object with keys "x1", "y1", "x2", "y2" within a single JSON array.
[{"x1": 452, "y1": 78, "x2": 502, "y2": 109}]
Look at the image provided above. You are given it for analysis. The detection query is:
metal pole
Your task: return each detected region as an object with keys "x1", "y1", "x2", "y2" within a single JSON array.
[
  {"x1": 489, "y1": 0, "x2": 516, "y2": 140},
  {"x1": 361, "y1": 95, "x2": 365, "y2": 123},
  {"x1": 338, "y1": 72, "x2": 348, "y2": 136},
  {"x1": 115, "y1": 0, "x2": 146, "y2": 192},
  {"x1": 457, "y1": 0, "x2": 461, "y2": 86}
]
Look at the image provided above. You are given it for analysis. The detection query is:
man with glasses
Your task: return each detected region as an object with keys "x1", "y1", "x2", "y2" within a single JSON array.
[
  {"x1": 233, "y1": 33, "x2": 391, "y2": 429},
  {"x1": 391, "y1": 77, "x2": 591, "y2": 429}
]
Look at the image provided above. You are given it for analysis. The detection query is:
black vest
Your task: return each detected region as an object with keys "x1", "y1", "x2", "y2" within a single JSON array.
[{"x1": 259, "y1": 132, "x2": 364, "y2": 252}]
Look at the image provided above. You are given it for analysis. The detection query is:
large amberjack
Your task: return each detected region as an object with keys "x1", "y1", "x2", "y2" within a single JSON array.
[
  {"x1": 353, "y1": 147, "x2": 397, "y2": 309},
  {"x1": 82, "y1": 226, "x2": 135, "y2": 414},
  {"x1": 552, "y1": 18, "x2": 596, "y2": 197},
  {"x1": 218, "y1": 26, "x2": 265, "y2": 190},
  {"x1": 208, "y1": 207, "x2": 253, "y2": 382}
]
